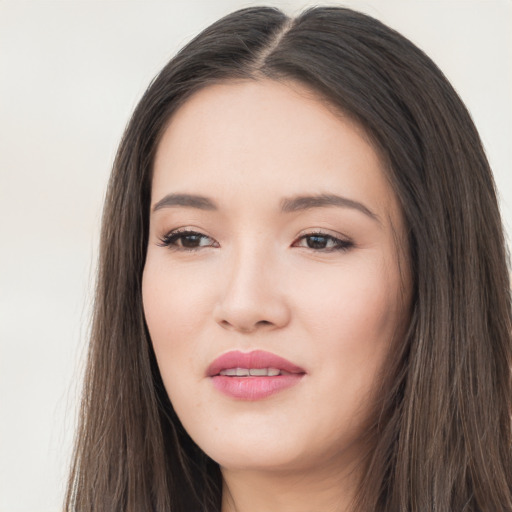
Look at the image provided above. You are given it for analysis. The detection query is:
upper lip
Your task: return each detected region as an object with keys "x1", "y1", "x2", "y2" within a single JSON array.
[{"x1": 207, "y1": 350, "x2": 306, "y2": 377}]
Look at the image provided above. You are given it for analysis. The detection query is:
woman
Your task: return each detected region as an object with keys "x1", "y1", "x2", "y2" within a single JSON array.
[{"x1": 65, "y1": 6, "x2": 512, "y2": 511}]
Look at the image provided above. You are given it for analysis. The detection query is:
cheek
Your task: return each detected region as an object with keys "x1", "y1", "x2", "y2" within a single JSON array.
[
  {"x1": 142, "y1": 254, "x2": 227, "y2": 418},
  {"x1": 142, "y1": 258, "x2": 202, "y2": 384},
  {"x1": 142, "y1": 256, "x2": 212, "y2": 340},
  {"x1": 299, "y1": 257, "x2": 401, "y2": 343},
  {"x1": 296, "y1": 257, "x2": 403, "y2": 406}
]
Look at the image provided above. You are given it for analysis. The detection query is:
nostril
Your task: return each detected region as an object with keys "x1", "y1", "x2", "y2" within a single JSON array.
[
  {"x1": 219, "y1": 320, "x2": 233, "y2": 330},
  {"x1": 217, "y1": 319, "x2": 274, "y2": 333}
]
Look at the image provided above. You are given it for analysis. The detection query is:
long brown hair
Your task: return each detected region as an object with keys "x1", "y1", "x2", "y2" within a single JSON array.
[{"x1": 65, "y1": 6, "x2": 512, "y2": 511}]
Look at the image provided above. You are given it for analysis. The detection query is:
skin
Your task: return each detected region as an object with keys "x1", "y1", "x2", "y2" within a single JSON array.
[{"x1": 142, "y1": 79, "x2": 411, "y2": 512}]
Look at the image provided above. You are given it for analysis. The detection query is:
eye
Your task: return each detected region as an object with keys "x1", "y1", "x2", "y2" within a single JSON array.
[
  {"x1": 158, "y1": 230, "x2": 218, "y2": 251},
  {"x1": 292, "y1": 233, "x2": 353, "y2": 252}
]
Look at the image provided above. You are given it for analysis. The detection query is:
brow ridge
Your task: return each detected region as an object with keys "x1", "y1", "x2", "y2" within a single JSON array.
[
  {"x1": 153, "y1": 193, "x2": 217, "y2": 212},
  {"x1": 280, "y1": 193, "x2": 379, "y2": 221},
  {"x1": 152, "y1": 192, "x2": 379, "y2": 222}
]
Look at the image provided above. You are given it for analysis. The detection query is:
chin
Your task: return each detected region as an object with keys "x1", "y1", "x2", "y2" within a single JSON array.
[
  {"x1": 183, "y1": 418, "x2": 305, "y2": 471},
  {"x1": 208, "y1": 443, "x2": 309, "y2": 473},
  {"x1": 192, "y1": 422, "x2": 348, "y2": 475}
]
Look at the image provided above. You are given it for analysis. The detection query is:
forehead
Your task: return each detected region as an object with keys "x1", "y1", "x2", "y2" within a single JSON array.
[{"x1": 152, "y1": 79, "x2": 399, "y2": 220}]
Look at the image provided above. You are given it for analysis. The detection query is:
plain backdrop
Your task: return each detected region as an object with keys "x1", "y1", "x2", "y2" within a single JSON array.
[{"x1": 0, "y1": 1, "x2": 510, "y2": 511}]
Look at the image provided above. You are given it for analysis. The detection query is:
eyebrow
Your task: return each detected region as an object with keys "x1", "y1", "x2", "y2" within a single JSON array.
[
  {"x1": 152, "y1": 192, "x2": 379, "y2": 222},
  {"x1": 280, "y1": 193, "x2": 379, "y2": 222},
  {"x1": 153, "y1": 193, "x2": 217, "y2": 212}
]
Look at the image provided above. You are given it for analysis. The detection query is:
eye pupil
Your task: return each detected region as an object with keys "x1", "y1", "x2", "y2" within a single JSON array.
[
  {"x1": 307, "y1": 235, "x2": 328, "y2": 249},
  {"x1": 181, "y1": 234, "x2": 202, "y2": 247}
]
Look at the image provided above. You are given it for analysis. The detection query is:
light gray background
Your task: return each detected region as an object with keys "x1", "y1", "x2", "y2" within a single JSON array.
[{"x1": 1, "y1": 1, "x2": 510, "y2": 511}]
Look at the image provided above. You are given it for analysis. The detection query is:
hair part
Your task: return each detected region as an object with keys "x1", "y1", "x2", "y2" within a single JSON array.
[{"x1": 66, "y1": 6, "x2": 512, "y2": 511}]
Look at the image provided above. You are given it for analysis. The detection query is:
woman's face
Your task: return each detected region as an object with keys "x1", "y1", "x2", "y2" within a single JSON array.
[{"x1": 143, "y1": 79, "x2": 410, "y2": 474}]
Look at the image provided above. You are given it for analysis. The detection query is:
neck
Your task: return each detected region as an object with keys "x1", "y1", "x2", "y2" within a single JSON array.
[{"x1": 220, "y1": 458, "x2": 361, "y2": 512}]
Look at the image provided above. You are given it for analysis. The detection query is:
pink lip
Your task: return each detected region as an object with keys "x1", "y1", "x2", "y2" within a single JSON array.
[{"x1": 207, "y1": 350, "x2": 306, "y2": 401}]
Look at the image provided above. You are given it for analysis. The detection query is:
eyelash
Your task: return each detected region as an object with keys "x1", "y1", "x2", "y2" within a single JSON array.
[
  {"x1": 158, "y1": 229, "x2": 353, "y2": 253},
  {"x1": 293, "y1": 232, "x2": 353, "y2": 252},
  {"x1": 158, "y1": 230, "x2": 219, "y2": 251}
]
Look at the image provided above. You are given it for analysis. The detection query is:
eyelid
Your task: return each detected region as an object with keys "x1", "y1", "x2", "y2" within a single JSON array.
[
  {"x1": 157, "y1": 227, "x2": 219, "y2": 250},
  {"x1": 292, "y1": 229, "x2": 354, "y2": 252}
]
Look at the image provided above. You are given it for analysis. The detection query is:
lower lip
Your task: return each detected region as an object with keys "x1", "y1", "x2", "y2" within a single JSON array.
[{"x1": 211, "y1": 375, "x2": 304, "y2": 400}]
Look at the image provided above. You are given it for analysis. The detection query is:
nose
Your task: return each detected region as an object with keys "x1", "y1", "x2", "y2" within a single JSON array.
[{"x1": 213, "y1": 246, "x2": 291, "y2": 334}]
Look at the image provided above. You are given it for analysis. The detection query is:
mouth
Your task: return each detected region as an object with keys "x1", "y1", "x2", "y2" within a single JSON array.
[
  {"x1": 218, "y1": 367, "x2": 291, "y2": 377},
  {"x1": 207, "y1": 350, "x2": 306, "y2": 400}
]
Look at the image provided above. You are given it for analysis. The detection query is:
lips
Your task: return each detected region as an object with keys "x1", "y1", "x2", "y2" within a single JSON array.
[{"x1": 207, "y1": 350, "x2": 305, "y2": 400}]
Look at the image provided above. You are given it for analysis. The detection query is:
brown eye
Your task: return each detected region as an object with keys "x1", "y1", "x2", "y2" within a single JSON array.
[
  {"x1": 179, "y1": 233, "x2": 206, "y2": 248},
  {"x1": 306, "y1": 235, "x2": 330, "y2": 249},
  {"x1": 159, "y1": 230, "x2": 218, "y2": 250},
  {"x1": 293, "y1": 233, "x2": 353, "y2": 252}
]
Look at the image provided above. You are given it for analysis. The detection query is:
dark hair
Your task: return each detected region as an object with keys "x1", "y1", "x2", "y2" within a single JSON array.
[{"x1": 66, "y1": 6, "x2": 512, "y2": 511}]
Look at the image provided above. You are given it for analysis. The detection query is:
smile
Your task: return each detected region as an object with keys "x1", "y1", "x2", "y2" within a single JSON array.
[
  {"x1": 219, "y1": 368, "x2": 286, "y2": 376},
  {"x1": 208, "y1": 350, "x2": 305, "y2": 400}
]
